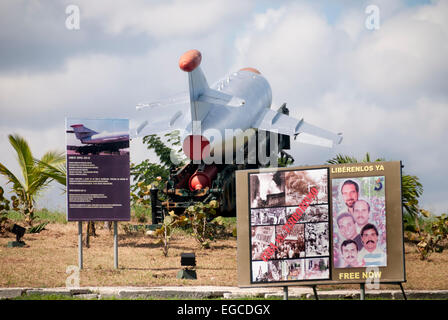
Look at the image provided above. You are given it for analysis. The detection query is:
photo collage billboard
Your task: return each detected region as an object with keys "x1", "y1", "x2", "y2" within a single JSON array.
[
  {"x1": 249, "y1": 168, "x2": 330, "y2": 283},
  {"x1": 237, "y1": 161, "x2": 405, "y2": 287}
]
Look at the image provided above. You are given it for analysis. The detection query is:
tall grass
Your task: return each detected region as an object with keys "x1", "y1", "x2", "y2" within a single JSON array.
[
  {"x1": 131, "y1": 204, "x2": 151, "y2": 223},
  {"x1": 6, "y1": 208, "x2": 67, "y2": 224}
]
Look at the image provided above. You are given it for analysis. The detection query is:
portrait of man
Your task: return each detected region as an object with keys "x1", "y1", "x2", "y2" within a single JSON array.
[
  {"x1": 340, "y1": 239, "x2": 364, "y2": 268},
  {"x1": 353, "y1": 200, "x2": 370, "y2": 234},
  {"x1": 332, "y1": 175, "x2": 387, "y2": 269},
  {"x1": 336, "y1": 212, "x2": 363, "y2": 251},
  {"x1": 358, "y1": 223, "x2": 386, "y2": 267},
  {"x1": 340, "y1": 180, "x2": 359, "y2": 214}
]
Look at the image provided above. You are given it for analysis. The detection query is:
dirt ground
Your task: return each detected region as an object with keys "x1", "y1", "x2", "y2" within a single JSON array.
[{"x1": 0, "y1": 223, "x2": 447, "y2": 290}]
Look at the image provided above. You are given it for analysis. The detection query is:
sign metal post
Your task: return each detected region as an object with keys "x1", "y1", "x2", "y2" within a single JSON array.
[
  {"x1": 114, "y1": 221, "x2": 118, "y2": 269},
  {"x1": 78, "y1": 221, "x2": 83, "y2": 269}
]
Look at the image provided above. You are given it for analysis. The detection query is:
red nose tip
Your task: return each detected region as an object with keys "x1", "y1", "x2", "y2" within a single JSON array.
[
  {"x1": 188, "y1": 165, "x2": 218, "y2": 191},
  {"x1": 179, "y1": 49, "x2": 202, "y2": 72},
  {"x1": 239, "y1": 67, "x2": 261, "y2": 74}
]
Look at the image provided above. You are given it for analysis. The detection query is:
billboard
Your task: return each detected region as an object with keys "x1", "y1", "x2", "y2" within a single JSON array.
[
  {"x1": 248, "y1": 169, "x2": 330, "y2": 283},
  {"x1": 66, "y1": 118, "x2": 130, "y2": 221},
  {"x1": 237, "y1": 161, "x2": 405, "y2": 286}
]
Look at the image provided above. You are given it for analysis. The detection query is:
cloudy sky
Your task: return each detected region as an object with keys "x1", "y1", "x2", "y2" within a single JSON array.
[{"x1": 0, "y1": 0, "x2": 446, "y2": 214}]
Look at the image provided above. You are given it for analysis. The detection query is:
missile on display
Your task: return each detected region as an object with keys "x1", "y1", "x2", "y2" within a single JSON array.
[
  {"x1": 135, "y1": 49, "x2": 342, "y2": 162},
  {"x1": 133, "y1": 50, "x2": 342, "y2": 216}
]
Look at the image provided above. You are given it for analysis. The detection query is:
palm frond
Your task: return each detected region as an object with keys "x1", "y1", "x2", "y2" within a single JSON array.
[
  {"x1": 0, "y1": 162, "x2": 25, "y2": 194},
  {"x1": 326, "y1": 154, "x2": 359, "y2": 164},
  {"x1": 8, "y1": 134, "x2": 34, "y2": 190},
  {"x1": 39, "y1": 150, "x2": 65, "y2": 166},
  {"x1": 327, "y1": 152, "x2": 386, "y2": 165},
  {"x1": 36, "y1": 158, "x2": 67, "y2": 186}
]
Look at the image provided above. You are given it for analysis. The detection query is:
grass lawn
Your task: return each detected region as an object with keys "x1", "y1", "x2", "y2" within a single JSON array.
[{"x1": 0, "y1": 211, "x2": 447, "y2": 290}]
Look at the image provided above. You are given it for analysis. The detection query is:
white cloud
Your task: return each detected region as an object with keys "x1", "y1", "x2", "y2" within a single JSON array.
[
  {"x1": 349, "y1": 3, "x2": 448, "y2": 101},
  {"x1": 78, "y1": 0, "x2": 253, "y2": 38}
]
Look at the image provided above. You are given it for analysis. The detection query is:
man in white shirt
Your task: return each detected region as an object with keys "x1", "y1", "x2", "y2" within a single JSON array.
[{"x1": 358, "y1": 224, "x2": 386, "y2": 267}]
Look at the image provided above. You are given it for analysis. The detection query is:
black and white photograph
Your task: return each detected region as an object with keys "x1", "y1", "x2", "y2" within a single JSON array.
[
  {"x1": 250, "y1": 171, "x2": 285, "y2": 208},
  {"x1": 251, "y1": 226, "x2": 275, "y2": 260},
  {"x1": 251, "y1": 260, "x2": 282, "y2": 282},
  {"x1": 303, "y1": 205, "x2": 329, "y2": 223},
  {"x1": 275, "y1": 224, "x2": 305, "y2": 259},
  {"x1": 285, "y1": 168, "x2": 328, "y2": 206},
  {"x1": 284, "y1": 259, "x2": 305, "y2": 281},
  {"x1": 285, "y1": 206, "x2": 306, "y2": 223},
  {"x1": 305, "y1": 258, "x2": 330, "y2": 280},
  {"x1": 267, "y1": 260, "x2": 282, "y2": 282},
  {"x1": 251, "y1": 207, "x2": 286, "y2": 226},
  {"x1": 305, "y1": 222, "x2": 329, "y2": 257},
  {"x1": 252, "y1": 260, "x2": 269, "y2": 282}
]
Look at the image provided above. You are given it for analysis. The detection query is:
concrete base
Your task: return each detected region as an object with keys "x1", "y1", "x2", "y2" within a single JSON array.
[
  {"x1": 2, "y1": 287, "x2": 448, "y2": 300},
  {"x1": 177, "y1": 269, "x2": 197, "y2": 280}
]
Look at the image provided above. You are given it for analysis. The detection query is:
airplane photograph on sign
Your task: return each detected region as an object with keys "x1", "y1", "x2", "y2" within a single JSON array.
[{"x1": 66, "y1": 119, "x2": 130, "y2": 156}]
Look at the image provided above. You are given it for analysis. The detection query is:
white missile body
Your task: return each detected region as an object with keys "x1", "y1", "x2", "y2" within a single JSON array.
[{"x1": 134, "y1": 50, "x2": 342, "y2": 162}]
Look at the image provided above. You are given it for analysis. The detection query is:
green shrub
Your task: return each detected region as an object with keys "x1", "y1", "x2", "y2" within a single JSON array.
[
  {"x1": 132, "y1": 204, "x2": 151, "y2": 223},
  {"x1": 185, "y1": 200, "x2": 228, "y2": 249},
  {"x1": 154, "y1": 211, "x2": 188, "y2": 256},
  {"x1": 415, "y1": 211, "x2": 448, "y2": 260}
]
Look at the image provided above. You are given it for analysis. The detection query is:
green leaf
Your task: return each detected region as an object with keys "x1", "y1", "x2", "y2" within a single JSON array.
[
  {"x1": 164, "y1": 216, "x2": 173, "y2": 225},
  {"x1": 27, "y1": 222, "x2": 48, "y2": 234}
]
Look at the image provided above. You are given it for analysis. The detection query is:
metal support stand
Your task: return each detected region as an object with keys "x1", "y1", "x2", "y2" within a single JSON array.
[
  {"x1": 113, "y1": 221, "x2": 118, "y2": 269},
  {"x1": 283, "y1": 286, "x2": 288, "y2": 300},
  {"x1": 312, "y1": 285, "x2": 319, "y2": 300},
  {"x1": 360, "y1": 283, "x2": 366, "y2": 300},
  {"x1": 399, "y1": 282, "x2": 407, "y2": 300},
  {"x1": 78, "y1": 221, "x2": 83, "y2": 270}
]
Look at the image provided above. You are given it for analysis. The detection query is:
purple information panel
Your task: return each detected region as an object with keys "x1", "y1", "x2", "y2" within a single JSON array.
[{"x1": 66, "y1": 118, "x2": 130, "y2": 221}]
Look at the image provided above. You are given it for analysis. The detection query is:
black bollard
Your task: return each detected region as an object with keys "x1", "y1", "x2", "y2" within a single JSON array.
[{"x1": 150, "y1": 187, "x2": 160, "y2": 224}]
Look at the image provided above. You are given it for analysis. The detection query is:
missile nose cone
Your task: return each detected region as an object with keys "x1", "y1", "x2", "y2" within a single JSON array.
[{"x1": 179, "y1": 49, "x2": 202, "y2": 72}]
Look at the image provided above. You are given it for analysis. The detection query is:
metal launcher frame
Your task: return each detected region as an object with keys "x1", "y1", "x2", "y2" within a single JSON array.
[{"x1": 150, "y1": 104, "x2": 293, "y2": 223}]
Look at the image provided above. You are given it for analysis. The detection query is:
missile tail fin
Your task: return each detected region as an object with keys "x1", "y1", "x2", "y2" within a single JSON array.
[{"x1": 188, "y1": 66, "x2": 211, "y2": 123}]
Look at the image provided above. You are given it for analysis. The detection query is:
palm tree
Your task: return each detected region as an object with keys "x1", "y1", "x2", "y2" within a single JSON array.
[
  {"x1": 0, "y1": 134, "x2": 65, "y2": 226},
  {"x1": 37, "y1": 154, "x2": 67, "y2": 187},
  {"x1": 326, "y1": 152, "x2": 423, "y2": 218}
]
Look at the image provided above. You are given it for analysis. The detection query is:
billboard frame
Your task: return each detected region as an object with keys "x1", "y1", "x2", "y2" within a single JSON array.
[{"x1": 237, "y1": 161, "x2": 406, "y2": 289}]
